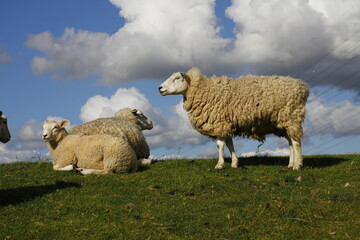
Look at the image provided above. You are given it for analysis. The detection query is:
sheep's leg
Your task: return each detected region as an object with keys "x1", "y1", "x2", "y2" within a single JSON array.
[
  {"x1": 292, "y1": 140, "x2": 303, "y2": 170},
  {"x1": 225, "y1": 138, "x2": 238, "y2": 168},
  {"x1": 80, "y1": 169, "x2": 105, "y2": 175},
  {"x1": 215, "y1": 139, "x2": 226, "y2": 169},
  {"x1": 285, "y1": 136, "x2": 295, "y2": 169},
  {"x1": 53, "y1": 164, "x2": 74, "y2": 171}
]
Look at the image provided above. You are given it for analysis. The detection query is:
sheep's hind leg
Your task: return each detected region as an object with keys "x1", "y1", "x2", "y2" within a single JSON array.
[
  {"x1": 137, "y1": 158, "x2": 152, "y2": 166},
  {"x1": 285, "y1": 136, "x2": 295, "y2": 169},
  {"x1": 80, "y1": 169, "x2": 105, "y2": 175},
  {"x1": 215, "y1": 139, "x2": 226, "y2": 169},
  {"x1": 292, "y1": 140, "x2": 303, "y2": 170},
  {"x1": 53, "y1": 164, "x2": 74, "y2": 171},
  {"x1": 225, "y1": 138, "x2": 238, "y2": 168}
]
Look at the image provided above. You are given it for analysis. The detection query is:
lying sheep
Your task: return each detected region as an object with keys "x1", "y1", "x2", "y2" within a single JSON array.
[
  {"x1": 159, "y1": 67, "x2": 309, "y2": 170},
  {"x1": 69, "y1": 108, "x2": 152, "y2": 164},
  {"x1": 43, "y1": 120, "x2": 138, "y2": 175},
  {"x1": 113, "y1": 108, "x2": 153, "y2": 131},
  {"x1": 0, "y1": 111, "x2": 11, "y2": 143}
]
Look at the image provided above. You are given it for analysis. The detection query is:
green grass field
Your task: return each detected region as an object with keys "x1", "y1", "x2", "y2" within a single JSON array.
[{"x1": 1, "y1": 155, "x2": 359, "y2": 240}]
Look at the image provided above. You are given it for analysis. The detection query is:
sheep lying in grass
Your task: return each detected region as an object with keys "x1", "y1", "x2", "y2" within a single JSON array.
[
  {"x1": 113, "y1": 108, "x2": 153, "y2": 131},
  {"x1": 0, "y1": 111, "x2": 11, "y2": 143},
  {"x1": 70, "y1": 108, "x2": 153, "y2": 166},
  {"x1": 159, "y1": 67, "x2": 309, "y2": 170},
  {"x1": 43, "y1": 120, "x2": 138, "y2": 175}
]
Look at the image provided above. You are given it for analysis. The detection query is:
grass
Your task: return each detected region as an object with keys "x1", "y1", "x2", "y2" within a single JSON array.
[{"x1": 0, "y1": 155, "x2": 360, "y2": 240}]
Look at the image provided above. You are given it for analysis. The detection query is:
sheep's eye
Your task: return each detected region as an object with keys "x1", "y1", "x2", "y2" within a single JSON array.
[{"x1": 52, "y1": 126, "x2": 59, "y2": 131}]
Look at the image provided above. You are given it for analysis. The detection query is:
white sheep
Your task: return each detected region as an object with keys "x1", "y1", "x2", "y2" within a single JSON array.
[
  {"x1": 159, "y1": 67, "x2": 309, "y2": 170},
  {"x1": 0, "y1": 111, "x2": 11, "y2": 143},
  {"x1": 43, "y1": 120, "x2": 138, "y2": 175},
  {"x1": 113, "y1": 108, "x2": 153, "y2": 131},
  {"x1": 69, "y1": 108, "x2": 152, "y2": 165}
]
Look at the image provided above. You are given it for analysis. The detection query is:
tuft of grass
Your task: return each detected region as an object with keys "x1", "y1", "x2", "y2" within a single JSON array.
[{"x1": 0, "y1": 155, "x2": 359, "y2": 240}]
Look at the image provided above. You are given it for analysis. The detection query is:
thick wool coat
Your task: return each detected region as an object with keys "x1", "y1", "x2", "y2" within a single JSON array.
[
  {"x1": 47, "y1": 130, "x2": 138, "y2": 174},
  {"x1": 70, "y1": 116, "x2": 150, "y2": 159},
  {"x1": 183, "y1": 68, "x2": 309, "y2": 142}
]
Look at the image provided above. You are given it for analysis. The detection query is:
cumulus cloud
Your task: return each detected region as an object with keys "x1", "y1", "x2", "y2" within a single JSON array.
[
  {"x1": 25, "y1": 0, "x2": 360, "y2": 92},
  {"x1": 80, "y1": 87, "x2": 208, "y2": 149},
  {"x1": 226, "y1": 0, "x2": 331, "y2": 64},
  {"x1": 240, "y1": 148, "x2": 290, "y2": 157},
  {"x1": 26, "y1": 29, "x2": 108, "y2": 79},
  {"x1": 306, "y1": 94, "x2": 360, "y2": 137},
  {"x1": 0, "y1": 144, "x2": 45, "y2": 163},
  {"x1": 26, "y1": 0, "x2": 229, "y2": 84}
]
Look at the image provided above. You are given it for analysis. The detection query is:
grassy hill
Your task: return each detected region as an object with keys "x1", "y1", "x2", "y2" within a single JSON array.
[{"x1": 1, "y1": 155, "x2": 359, "y2": 240}]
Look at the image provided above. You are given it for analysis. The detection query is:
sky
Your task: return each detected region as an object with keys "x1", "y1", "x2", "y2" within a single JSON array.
[{"x1": 1, "y1": 0, "x2": 360, "y2": 163}]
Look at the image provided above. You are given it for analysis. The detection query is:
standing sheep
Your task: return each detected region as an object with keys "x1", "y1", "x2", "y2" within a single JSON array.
[
  {"x1": 43, "y1": 120, "x2": 138, "y2": 175},
  {"x1": 159, "y1": 67, "x2": 309, "y2": 170},
  {"x1": 0, "y1": 111, "x2": 11, "y2": 143},
  {"x1": 70, "y1": 108, "x2": 152, "y2": 164}
]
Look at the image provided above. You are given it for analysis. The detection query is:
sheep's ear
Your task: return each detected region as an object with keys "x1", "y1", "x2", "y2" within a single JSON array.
[
  {"x1": 181, "y1": 72, "x2": 190, "y2": 84},
  {"x1": 59, "y1": 120, "x2": 70, "y2": 128}
]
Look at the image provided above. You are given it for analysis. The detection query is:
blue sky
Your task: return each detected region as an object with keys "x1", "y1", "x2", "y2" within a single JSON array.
[{"x1": 1, "y1": 0, "x2": 360, "y2": 163}]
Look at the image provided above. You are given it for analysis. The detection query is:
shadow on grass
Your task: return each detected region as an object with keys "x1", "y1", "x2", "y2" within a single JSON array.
[
  {"x1": 233, "y1": 156, "x2": 351, "y2": 168},
  {"x1": 0, "y1": 181, "x2": 81, "y2": 207}
]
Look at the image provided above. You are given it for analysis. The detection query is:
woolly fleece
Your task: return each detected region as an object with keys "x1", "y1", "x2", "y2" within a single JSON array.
[
  {"x1": 183, "y1": 68, "x2": 309, "y2": 142},
  {"x1": 44, "y1": 121, "x2": 137, "y2": 174},
  {"x1": 70, "y1": 109, "x2": 150, "y2": 159}
]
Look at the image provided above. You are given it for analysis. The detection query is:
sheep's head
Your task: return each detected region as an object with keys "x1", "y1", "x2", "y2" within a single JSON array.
[
  {"x1": 0, "y1": 111, "x2": 11, "y2": 143},
  {"x1": 131, "y1": 109, "x2": 153, "y2": 130},
  {"x1": 42, "y1": 120, "x2": 70, "y2": 143},
  {"x1": 114, "y1": 108, "x2": 153, "y2": 130},
  {"x1": 159, "y1": 72, "x2": 189, "y2": 96}
]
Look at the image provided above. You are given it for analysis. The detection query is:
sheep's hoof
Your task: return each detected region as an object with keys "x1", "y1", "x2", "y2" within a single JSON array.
[
  {"x1": 292, "y1": 165, "x2": 302, "y2": 170},
  {"x1": 231, "y1": 163, "x2": 238, "y2": 168},
  {"x1": 215, "y1": 164, "x2": 224, "y2": 170}
]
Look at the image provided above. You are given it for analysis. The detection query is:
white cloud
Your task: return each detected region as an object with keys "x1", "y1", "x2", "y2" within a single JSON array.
[
  {"x1": 226, "y1": 0, "x2": 331, "y2": 64},
  {"x1": 0, "y1": 144, "x2": 45, "y2": 163},
  {"x1": 240, "y1": 148, "x2": 290, "y2": 157},
  {"x1": 308, "y1": 0, "x2": 360, "y2": 59},
  {"x1": 79, "y1": 87, "x2": 208, "y2": 149},
  {"x1": 26, "y1": 0, "x2": 228, "y2": 84},
  {"x1": 24, "y1": 0, "x2": 360, "y2": 93},
  {"x1": 79, "y1": 87, "x2": 161, "y2": 122},
  {"x1": 18, "y1": 119, "x2": 43, "y2": 141},
  {"x1": 306, "y1": 94, "x2": 360, "y2": 137}
]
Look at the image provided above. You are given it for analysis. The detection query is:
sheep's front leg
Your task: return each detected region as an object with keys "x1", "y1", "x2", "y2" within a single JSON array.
[
  {"x1": 215, "y1": 139, "x2": 225, "y2": 169},
  {"x1": 225, "y1": 138, "x2": 238, "y2": 168}
]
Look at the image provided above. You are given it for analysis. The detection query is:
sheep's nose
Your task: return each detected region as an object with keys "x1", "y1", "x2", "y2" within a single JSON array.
[
  {"x1": 158, "y1": 86, "x2": 163, "y2": 91},
  {"x1": 42, "y1": 134, "x2": 47, "y2": 139}
]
